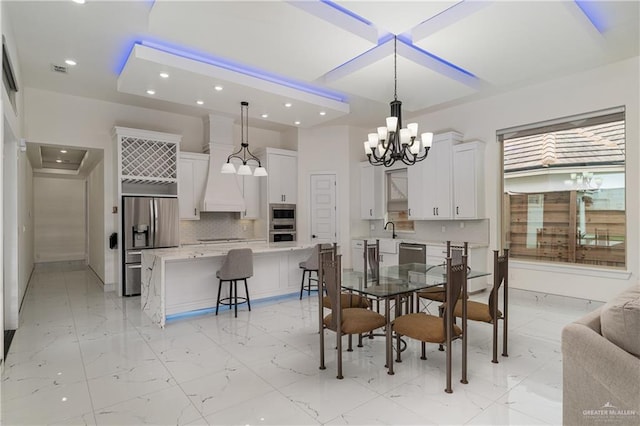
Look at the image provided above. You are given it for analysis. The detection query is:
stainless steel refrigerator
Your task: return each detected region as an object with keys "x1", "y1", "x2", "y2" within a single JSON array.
[{"x1": 122, "y1": 196, "x2": 180, "y2": 296}]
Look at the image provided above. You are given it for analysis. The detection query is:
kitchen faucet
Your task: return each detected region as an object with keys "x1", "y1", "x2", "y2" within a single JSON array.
[{"x1": 384, "y1": 221, "x2": 397, "y2": 239}]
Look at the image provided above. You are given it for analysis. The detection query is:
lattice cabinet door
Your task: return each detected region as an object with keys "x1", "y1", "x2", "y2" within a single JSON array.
[{"x1": 114, "y1": 127, "x2": 181, "y2": 185}]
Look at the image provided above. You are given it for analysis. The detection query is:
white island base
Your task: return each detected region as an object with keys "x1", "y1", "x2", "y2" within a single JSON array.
[{"x1": 141, "y1": 242, "x2": 314, "y2": 327}]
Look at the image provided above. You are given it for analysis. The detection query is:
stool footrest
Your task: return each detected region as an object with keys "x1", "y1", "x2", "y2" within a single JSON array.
[{"x1": 217, "y1": 297, "x2": 249, "y2": 307}]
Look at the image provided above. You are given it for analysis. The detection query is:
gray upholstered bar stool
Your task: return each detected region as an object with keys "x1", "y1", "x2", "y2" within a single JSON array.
[
  {"x1": 299, "y1": 245, "x2": 320, "y2": 299},
  {"x1": 216, "y1": 248, "x2": 253, "y2": 317}
]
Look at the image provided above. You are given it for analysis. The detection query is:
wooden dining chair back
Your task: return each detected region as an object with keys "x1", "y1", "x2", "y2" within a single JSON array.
[
  {"x1": 392, "y1": 253, "x2": 469, "y2": 393},
  {"x1": 318, "y1": 249, "x2": 386, "y2": 379},
  {"x1": 453, "y1": 248, "x2": 509, "y2": 363}
]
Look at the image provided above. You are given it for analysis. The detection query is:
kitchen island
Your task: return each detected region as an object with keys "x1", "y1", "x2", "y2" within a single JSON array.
[{"x1": 141, "y1": 241, "x2": 314, "y2": 327}]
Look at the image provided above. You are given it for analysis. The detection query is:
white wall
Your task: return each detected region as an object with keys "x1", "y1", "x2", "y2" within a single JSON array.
[
  {"x1": 18, "y1": 152, "x2": 34, "y2": 307},
  {"x1": 395, "y1": 56, "x2": 639, "y2": 301},
  {"x1": 23, "y1": 88, "x2": 206, "y2": 286},
  {"x1": 298, "y1": 125, "x2": 361, "y2": 267},
  {"x1": 33, "y1": 177, "x2": 86, "y2": 262},
  {"x1": 87, "y1": 159, "x2": 105, "y2": 281},
  {"x1": 2, "y1": 0, "x2": 26, "y2": 364}
]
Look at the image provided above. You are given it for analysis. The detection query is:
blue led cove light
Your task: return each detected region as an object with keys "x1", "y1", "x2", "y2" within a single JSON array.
[
  {"x1": 125, "y1": 40, "x2": 347, "y2": 103},
  {"x1": 574, "y1": 0, "x2": 607, "y2": 33},
  {"x1": 396, "y1": 34, "x2": 477, "y2": 79},
  {"x1": 320, "y1": 0, "x2": 375, "y2": 26}
]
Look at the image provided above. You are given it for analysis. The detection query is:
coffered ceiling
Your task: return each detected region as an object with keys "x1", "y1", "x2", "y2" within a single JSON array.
[{"x1": 5, "y1": 1, "x2": 639, "y2": 131}]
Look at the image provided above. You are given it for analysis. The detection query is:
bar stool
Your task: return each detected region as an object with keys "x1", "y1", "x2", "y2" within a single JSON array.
[
  {"x1": 299, "y1": 245, "x2": 320, "y2": 299},
  {"x1": 216, "y1": 248, "x2": 253, "y2": 317}
]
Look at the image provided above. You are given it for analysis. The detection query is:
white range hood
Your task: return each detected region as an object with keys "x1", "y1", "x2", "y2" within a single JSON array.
[{"x1": 200, "y1": 114, "x2": 246, "y2": 212}]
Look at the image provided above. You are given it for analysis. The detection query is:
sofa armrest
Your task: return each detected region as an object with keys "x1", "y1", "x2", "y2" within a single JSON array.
[{"x1": 562, "y1": 319, "x2": 640, "y2": 425}]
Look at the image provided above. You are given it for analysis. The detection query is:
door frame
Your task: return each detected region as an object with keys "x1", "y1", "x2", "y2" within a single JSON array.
[{"x1": 308, "y1": 171, "x2": 339, "y2": 244}]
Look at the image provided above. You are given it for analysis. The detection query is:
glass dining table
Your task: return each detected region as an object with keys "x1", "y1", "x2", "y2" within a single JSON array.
[{"x1": 340, "y1": 263, "x2": 490, "y2": 375}]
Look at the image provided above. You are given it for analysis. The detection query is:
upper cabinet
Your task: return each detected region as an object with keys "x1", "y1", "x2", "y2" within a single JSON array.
[
  {"x1": 178, "y1": 152, "x2": 209, "y2": 220},
  {"x1": 403, "y1": 132, "x2": 484, "y2": 221},
  {"x1": 114, "y1": 127, "x2": 181, "y2": 196},
  {"x1": 258, "y1": 148, "x2": 298, "y2": 205},
  {"x1": 407, "y1": 160, "x2": 428, "y2": 220},
  {"x1": 453, "y1": 141, "x2": 485, "y2": 219},
  {"x1": 422, "y1": 132, "x2": 461, "y2": 220},
  {"x1": 359, "y1": 162, "x2": 384, "y2": 220}
]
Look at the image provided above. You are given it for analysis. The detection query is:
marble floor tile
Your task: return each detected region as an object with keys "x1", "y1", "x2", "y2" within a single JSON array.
[
  {"x1": 2, "y1": 264, "x2": 588, "y2": 425},
  {"x1": 93, "y1": 385, "x2": 204, "y2": 425},
  {"x1": 279, "y1": 375, "x2": 380, "y2": 424},
  {"x1": 87, "y1": 359, "x2": 177, "y2": 409},
  {"x1": 326, "y1": 395, "x2": 436, "y2": 425},
  {"x1": 180, "y1": 364, "x2": 275, "y2": 416},
  {"x1": 464, "y1": 401, "x2": 550, "y2": 425},
  {"x1": 204, "y1": 390, "x2": 319, "y2": 425},
  {"x1": 1, "y1": 380, "x2": 94, "y2": 425}
]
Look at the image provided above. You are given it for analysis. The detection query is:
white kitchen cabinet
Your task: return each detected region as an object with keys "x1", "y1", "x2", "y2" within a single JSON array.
[
  {"x1": 359, "y1": 162, "x2": 384, "y2": 220},
  {"x1": 423, "y1": 134, "x2": 458, "y2": 219},
  {"x1": 259, "y1": 149, "x2": 297, "y2": 204},
  {"x1": 178, "y1": 152, "x2": 209, "y2": 220},
  {"x1": 239, "y1": 174, "x2": 259, "y2": 219},
  {"x1": 453, "y1": 141, "x2": 485, "y2": 219},
  {"x1": 407, "y1": 160, "x2": 428, "y2": 220}
]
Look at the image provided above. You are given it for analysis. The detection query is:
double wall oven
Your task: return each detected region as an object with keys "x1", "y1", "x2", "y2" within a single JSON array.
[{"x1": 269, "y1": 203, "x2": 296, "y2": 242}]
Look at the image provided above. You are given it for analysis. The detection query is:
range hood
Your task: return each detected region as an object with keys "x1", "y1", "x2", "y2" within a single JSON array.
[{"x1": 200, "y1": 114, "x2": 246, "y2": 212}]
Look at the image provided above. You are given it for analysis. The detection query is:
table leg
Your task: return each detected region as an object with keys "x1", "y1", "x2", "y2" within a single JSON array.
[{"x1": 386, "y1": 297, "x2": 394, "y2": 375}]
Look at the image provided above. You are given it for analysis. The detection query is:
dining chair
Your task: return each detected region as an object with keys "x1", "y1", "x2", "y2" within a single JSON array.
[
  {"x1": 453, "y1": 248, "x2": 509, "y2": 363},
  {"x1": 318, "y1": 249, "x2": 386, "y2": 379},
  {"x1": 391, "y1": 253, "x2": 469, "y2": 393},
  {"x1": 416, "y1": 241, "x2": 468, "y2": 311}
]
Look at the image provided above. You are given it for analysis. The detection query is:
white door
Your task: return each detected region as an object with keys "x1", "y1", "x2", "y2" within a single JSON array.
[{"x1": 310, "y1": 174, "x2": 336, "y2": 244}]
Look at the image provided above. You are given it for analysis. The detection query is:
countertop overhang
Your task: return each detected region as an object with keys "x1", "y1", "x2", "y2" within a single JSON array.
[{"x1": 144, "y1": 241, "x2": 315, "y2": 261}]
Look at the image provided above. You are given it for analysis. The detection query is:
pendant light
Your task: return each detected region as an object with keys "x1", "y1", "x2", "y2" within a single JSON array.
[{"x1": 221, "y1": 101, "x2": 268, "y2": 177}]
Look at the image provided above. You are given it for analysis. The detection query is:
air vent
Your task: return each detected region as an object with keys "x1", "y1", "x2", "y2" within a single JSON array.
[{"x1": 50, "y1": 64, "x2": 68, "y2": 74}]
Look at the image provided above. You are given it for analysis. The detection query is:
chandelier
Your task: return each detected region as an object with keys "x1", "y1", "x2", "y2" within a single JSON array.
[
  {"x1": 221, "y1": 101, "x2": 268, "y2": 176},
  {"x1": 363, "y1": 36, "x2": 433, "y2": 167},
  {"x1": 564, "y1": 171, "x2": 603, "y2": 190}
]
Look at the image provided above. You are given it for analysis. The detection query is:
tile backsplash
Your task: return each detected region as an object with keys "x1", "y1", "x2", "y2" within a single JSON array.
[{"x1": 180, "y1": 212, "x2": 255, "y2": 242}]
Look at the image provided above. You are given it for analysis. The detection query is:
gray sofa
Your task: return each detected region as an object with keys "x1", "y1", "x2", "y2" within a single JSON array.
[{"x1": 562, "y1": 284, "x2": 640, "y2": 425}]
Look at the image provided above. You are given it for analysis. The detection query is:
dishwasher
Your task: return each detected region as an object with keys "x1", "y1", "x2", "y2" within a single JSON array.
[{"x1": 399, "y1": 243, "x2": 426, "y2": 265}]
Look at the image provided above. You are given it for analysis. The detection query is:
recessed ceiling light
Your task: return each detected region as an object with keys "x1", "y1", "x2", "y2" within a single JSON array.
[
  {"x1": 284, "y1": 103, "x2": 292, "y2": 108},
  {"x1": 294, "y1": 121, "x2": 301, "y2": 125},
  {"x1": 319, "y1": 111, "x2": 326, "y2": 116},
  {"x1": 60, "y1": 150, "x2": 67, "y2": 153},
  {"x1": 196, "y1": 100, "x2": 204, "y2": 105},
  {"x1": 71, "y1": 0, "x2": 85, "y2": 4},
  {"x1": 159, "y1": 72, "x2": 169, "y2": 79},
  {"x1": 146, "y1": 89, "x2": 155, "y2": 95},
  {"x1": 261, "y1": 113, "x2": 269, "y2": 119},
  {"x1": 64, "y1": 59, "x2": 77, "y2": 66},
  {"x1": 56, "y1": 159, "x2": 62, "y2": 163},
  {"x1": 214, "y1": 85, "x2": 223, "y2": 91}
]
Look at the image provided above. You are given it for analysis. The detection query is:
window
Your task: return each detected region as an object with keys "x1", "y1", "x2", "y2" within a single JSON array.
[
  {"x1": 385, "y1": 169, "x2": 414, "y2": 232},
  {"x1": 501, "y1": 108, "x2": 625, "y2": 268}
]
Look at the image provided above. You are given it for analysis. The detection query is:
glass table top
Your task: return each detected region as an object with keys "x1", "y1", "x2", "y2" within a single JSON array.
[{"x1": 341, "y1": 262, "x2": 490, "y2": 298}]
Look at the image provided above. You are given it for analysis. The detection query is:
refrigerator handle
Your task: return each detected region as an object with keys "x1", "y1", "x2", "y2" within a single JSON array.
[
  {"x1": 149, "y1": 198, "x2": 156, "y2": 247},
  {"x1": 153, "y1": 198, "x2": 159, "y2": 247}
]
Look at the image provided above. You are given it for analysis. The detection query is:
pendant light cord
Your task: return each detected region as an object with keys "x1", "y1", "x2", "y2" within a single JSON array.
[{"x1": 393, "y1": 36, "x2": 398, "y2": 101}]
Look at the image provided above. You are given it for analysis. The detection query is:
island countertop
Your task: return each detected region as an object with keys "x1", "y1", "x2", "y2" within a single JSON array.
[
  {"x1": 145, "y1": 241, "x2": 316, "y2": 261},
  {"x1": 141, "y1": 241, "x2": 316, "y2": 327}
]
